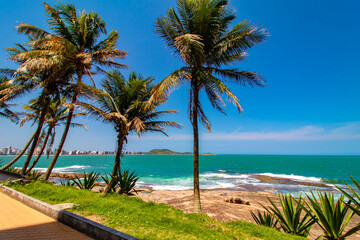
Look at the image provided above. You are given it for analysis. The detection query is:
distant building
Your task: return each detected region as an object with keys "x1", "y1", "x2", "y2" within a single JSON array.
[
  {"x1": 0, "y1": 146, "x2": 141, "y2": 156},
  {"x1": 3, "y1": 147, "x2": 9, "y2": 155}
]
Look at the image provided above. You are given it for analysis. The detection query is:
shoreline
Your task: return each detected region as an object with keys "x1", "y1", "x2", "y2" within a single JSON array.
[
  {"x1": 134, "y1": 188, "x2": 360, "y2": 240},
  {"x1": 50, "y1": 171, "x2": 333, "y2": 190},
  {"x1": 7, "y1": 170, "x2": 359, "y2": 239}
]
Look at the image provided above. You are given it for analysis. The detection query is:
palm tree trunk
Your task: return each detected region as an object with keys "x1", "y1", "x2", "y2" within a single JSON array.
[
  {"x1": 42, "y1": 95, "x2": 76, "y2": 180},
  {"x1": 104, "y1": 134, "x2": 124, "y2": 193},
  {"x1": 0, "y1": 131, "x2": 36, "y2": 170},
  {"x1": 192, "y1": 83, "x2": 202, "y2": 213},
  {"x1": 25, "y1": 127, "x2": 52, "y2": 174},
  {"x1": 21, "y1": 99, "x2": 49, "y2": 174},
  {"x1": 42, "y1": 72, "x2": 82, "y2": 181}
]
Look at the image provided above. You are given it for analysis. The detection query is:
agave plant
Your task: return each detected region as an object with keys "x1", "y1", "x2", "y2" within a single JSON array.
[
  {"x1": 72, "y1": 171, "x2": 99, "y2": 190},
  {"x1": 251, "y1": 210, "x2": 279, "y2": 229},
  {"x1": 336, "y1": 175, "x2": 360, "y2": 218},
  {"x1": 304, "y1": 190, "x2": 359, "y2": 239},
  {"x1": 60, "y1": 180, "x2": 75, "y2": 187},
  {"x1": 117, "y1": 169, "x2": 139, "y2": 195},
  {"x1": 6, "y1": 166, "x2": 20, "y2": 174},
  {"x1": 261, "y1": 194, "x2": 315, "y2": 237},
  {"x1": 25, "y1": 170, "x2": 42, "y2": 180},
  {"x1": 101, "y1": 173, "x2": 116, "y2": 192}
]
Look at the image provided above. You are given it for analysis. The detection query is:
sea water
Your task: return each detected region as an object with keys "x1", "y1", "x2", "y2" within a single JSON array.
[{"x1": 2, "y1": 154, "x2": 359, "y2": 195}]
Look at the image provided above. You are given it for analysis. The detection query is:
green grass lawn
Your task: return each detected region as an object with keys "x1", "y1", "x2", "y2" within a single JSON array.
[{"x1": 6, "y1": 181, "x2": 305, "y2": 240}]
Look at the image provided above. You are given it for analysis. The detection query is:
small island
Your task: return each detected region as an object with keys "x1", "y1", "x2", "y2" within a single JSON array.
[
  {"x1": 145, "y1": 149, "x2": 192, "y2": 155},
  {"x1": 145, "y1": 149, "x2": 215, "y2": 155}
]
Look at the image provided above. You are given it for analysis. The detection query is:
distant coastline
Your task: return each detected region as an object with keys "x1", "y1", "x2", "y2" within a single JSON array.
[
  {"x1": 0, "y1": 148, "x2": 215, "y2": 156},
  {"x1": 144, "y1": 149, "x2": 215, "y2": 155}
]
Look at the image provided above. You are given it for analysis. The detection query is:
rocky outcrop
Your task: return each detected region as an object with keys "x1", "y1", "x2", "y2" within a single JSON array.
[{"x1": 223, "y1": 197, "x2": 250, "y2": 205}]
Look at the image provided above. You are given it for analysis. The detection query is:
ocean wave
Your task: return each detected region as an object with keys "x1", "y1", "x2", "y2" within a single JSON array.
[
  {"x1": 138, "y1": 172, "x2": 258, "y2": 190},
  {"x1": 34, "y1": 165, "x2": 89, "y2": 173},
  {"x1": 33, "y1": 167, "x2": 47, "y2": 172},
  {"x1": 137, "y1": 171, "x2": 333, "y2": 194},
  {"x1": 200, "y1": 172, "x2": 250, "y2": 179},
  {"x1": 150, "y1": 185, "x2": 192, "y2": 190},
  {"x1": 258, "y1": 173, "x2": 323, "y2": 182}
]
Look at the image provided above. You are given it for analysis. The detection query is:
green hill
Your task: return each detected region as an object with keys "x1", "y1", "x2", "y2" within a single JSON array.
[
  {"x1": 145, "y1": 149, "x2": 215, "y2": 155},
  {"x1": 145, "y1": 149, "x2": 192, "y2": 155}
]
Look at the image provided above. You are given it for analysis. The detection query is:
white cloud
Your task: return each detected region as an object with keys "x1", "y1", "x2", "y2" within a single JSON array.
[{"x1": 129, "y1": 122, "x2": 360, "y2": 141}]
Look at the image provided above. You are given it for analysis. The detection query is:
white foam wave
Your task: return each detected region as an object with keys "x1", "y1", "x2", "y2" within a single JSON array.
[
  {"x1": 34, "y1": 165, "x2": 89, "y2": 173},
  {"x1": 139, "y1": 172, "x2": 256, "y2": 190},
  {"x1": 151, "y1": 185, "x2": 192, "y2": 190},
  {"x1": 258, "y1": 173, "x2": 323, "y2": 182},
  {"x1": 139, "y1": 171, "x2": 329, "y2": 193},
  {"x1": 200, "y1": 172, "x2": 250, "y2": 179},
  {"x1": 33, "y1": 167, "x2": 47, "y2": 172}
]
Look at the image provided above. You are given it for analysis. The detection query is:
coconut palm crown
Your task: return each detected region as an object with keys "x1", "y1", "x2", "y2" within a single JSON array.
[
  {"x1": 82, "y1": 70, "x2": 182, "y2": 193},
  {"x1": 0, "y1": 77, "x2": 18, "y2": 123},
  {"x1": 7, "y1": 2, "x2": 127, "y2": 179},
  {"x1": 153, "y1": 0, "x2": 269, "y2": 212}
]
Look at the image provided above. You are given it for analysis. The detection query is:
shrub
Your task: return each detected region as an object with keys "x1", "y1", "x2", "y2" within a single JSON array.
[
  {"x1": 336, "y1": 175, "x2": 360, "y2": 218},
  {"x1": 261, "y1": 194, "x2": 315, "y2": 237},
  {"x1": 117, "y1": 169, "x2": 139, "y2": 195},
  {"x1": 251, "y1": 210, "x2": 279, "y2": 229},
  {"x1": 60, "y1": 180, "x2": 75, "y2": 187},
  {"x1": 101, "y1": 173, "x2": 116, "y2": 192},
  {"x1": 6, "y1": 166, "x2": 20, "y2": 173},
  {"x1": 304, "y1": 190, "x2": 359, "y2": 239},
  {"x1": 72, "y1": 171, "x2": 99, "y2": 190},
  {"x1": 25, "y1": 170, "x2": 42, "y2": 180}
]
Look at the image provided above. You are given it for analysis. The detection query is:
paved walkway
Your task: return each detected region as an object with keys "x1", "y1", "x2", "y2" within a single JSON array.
[{"x1": 0, "y1": 192, "x2": 92, "y2": 240}]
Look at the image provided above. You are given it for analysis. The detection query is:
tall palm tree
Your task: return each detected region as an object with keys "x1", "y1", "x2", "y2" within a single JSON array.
[
  {"x1": 11, "y1": 2, "x2": 127, "y2": 180},
  {"x1": 0, "y1": 42, "x2": 67, "y2": 174},
  {"x1": 152, "y1": 0, "x2": 268, "y2": 212},
  {"x1": 81, "y1": 70, "x2": 181, "y2": 193}
]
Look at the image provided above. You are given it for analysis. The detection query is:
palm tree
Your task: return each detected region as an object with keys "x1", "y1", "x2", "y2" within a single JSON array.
[
  {"x1": 11, "y1": 2, "x2": 127, "y2": 180},
  {"x1": 0, "y1": 42, "x2": 67, "y2": 173},
  {"x1": 24, "y1": 97, "x2": 86, "y2": 174},
  {"x1": 152, "y1": 0, "x2": 268, "y2": 212},
  {"x1": 0, "y1": 77, "x2": 18, "y2": 123},
  {"x1": 81, "y1": 70, "x2": 181, "y2": 193},
  {"x1": 0, "y1": 96, "x2": 66, "y2": 171}
]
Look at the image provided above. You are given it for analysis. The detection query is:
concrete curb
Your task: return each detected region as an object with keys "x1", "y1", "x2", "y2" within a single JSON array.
[{"x1": 0, "y1": 186, "x2": 138, "y2": 240}]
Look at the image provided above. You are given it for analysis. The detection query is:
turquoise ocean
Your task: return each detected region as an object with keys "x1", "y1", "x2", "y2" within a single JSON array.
[{"x1": 2, "y1": 155, "x2": 359, "y2": 195}]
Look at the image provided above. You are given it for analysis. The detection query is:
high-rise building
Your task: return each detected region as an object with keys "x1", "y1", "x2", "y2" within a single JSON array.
[{"x1": 3, "y1": 147, "x2": 10, "y2": 155}]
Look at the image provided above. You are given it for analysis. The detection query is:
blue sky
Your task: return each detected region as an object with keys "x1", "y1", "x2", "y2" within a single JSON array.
[{"x1": 0, "y1": 0, "x2": 359, "y2": 155}]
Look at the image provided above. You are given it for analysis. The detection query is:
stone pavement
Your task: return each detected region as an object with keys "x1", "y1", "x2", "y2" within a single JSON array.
[{"x1": 0, "y1": 192, "x2": 92, "y2": 240}]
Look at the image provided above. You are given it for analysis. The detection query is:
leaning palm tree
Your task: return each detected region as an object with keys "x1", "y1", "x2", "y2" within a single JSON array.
[
  {"x1": 2, "y1": 41, "x2": 70, "y2": 174},
  {"x1": 11, "y1": 2, "x2": 128, "y2": 180},
  {"x1": 1, "y1": 95, "x2": 64, "y2": 171},
  {"x1": 23, "y1": 97, "x2": 86, "y2": 174},
  {"x1": 152, "y1": 0, "x2": 268, "y2": 212},
  {"x1": 81, "y1": 70, "x2": 181, "y2": 193}
]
